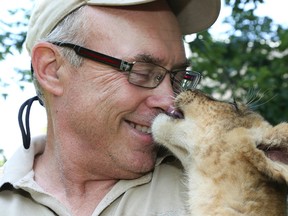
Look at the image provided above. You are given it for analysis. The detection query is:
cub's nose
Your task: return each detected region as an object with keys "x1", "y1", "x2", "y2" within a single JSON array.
[{"x1": 166, "y1": 106, "x2": 184, "y2": 119}]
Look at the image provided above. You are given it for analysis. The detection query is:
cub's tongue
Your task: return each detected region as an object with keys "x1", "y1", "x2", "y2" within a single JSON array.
[{"x1": 166, "y1": 106, "x2": 184, "y2": 119}]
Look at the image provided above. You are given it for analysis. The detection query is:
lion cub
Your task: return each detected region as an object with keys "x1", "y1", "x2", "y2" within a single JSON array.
[{"x1": 152, "y1": 89, "x2": 288, "y2": 216}]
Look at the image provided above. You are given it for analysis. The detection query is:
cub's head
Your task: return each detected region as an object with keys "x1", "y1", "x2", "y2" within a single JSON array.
[{"x1": 152, "y1": 90, "x2": 270, "y2": 164}]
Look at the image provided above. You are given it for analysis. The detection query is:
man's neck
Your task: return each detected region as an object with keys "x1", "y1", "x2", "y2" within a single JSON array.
[{"x1": 33, "y1": 147, "x2": 117, "y2": 216}]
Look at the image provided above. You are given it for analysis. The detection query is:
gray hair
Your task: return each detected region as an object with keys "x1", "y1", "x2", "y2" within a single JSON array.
[{"x1": 33, "y1": 6, "x2": 89, "y2": 104}]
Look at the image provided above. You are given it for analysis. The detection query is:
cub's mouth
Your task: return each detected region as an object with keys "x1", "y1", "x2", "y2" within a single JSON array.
[{"x1": 166, "y1": 107, "x2": 184, "y2": 119}]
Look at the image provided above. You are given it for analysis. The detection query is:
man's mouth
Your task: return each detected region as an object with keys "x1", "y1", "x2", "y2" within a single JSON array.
[{"x1": 128, "y1": 121, "x2": 152, "y2": 134}]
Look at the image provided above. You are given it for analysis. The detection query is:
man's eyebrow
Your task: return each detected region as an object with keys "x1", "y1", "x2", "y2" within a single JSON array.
[
  {"x1": 132, "y1": 53, "x2": 191, "y2": 69},
  {"x1": 173, "y1": 59, "x2": 191, "y2": 70},
  {"x1": 133, "y1": 53, "x2": 162, "y2": 64}
]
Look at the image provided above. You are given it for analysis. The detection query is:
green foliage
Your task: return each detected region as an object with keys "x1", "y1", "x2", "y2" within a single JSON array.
[
  {"x1": 0, "y1": 6, "x2": 31, "y2": 94},
  {"x1": 189, "y1": 0, "x2": 288, "y2": 124},
  {"x1": 0, "y1": 149, "x2": 7, "y2": 167},
  {"x1": 0, "y1": 8, "x2": 29, "y2": 59}
]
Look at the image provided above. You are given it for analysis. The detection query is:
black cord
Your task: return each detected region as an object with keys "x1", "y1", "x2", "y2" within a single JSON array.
[{"x1": 18, "y1": 96, "x2": 42, "y2": 149}]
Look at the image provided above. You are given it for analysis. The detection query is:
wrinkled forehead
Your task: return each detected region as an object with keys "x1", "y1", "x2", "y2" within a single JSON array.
[
  {"x1": 85, "y1": 2, "x2": 182, "y2": 40},
  {"x1": 84, "y1": 4, "x2": 186, "y2": 66}
]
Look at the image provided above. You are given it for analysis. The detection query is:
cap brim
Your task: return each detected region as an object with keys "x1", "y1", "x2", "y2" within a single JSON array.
[
  {"x1": 168, "y1": 0, "x2": 221, "y2": 34},
  {"x1": 86, "y1": 0, "x2": 221, "y2": 34}
]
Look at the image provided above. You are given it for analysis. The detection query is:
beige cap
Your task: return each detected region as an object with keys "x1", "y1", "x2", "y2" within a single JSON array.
[{"x1": 25, "y1": 0, "x2": 221, "y2": 54}]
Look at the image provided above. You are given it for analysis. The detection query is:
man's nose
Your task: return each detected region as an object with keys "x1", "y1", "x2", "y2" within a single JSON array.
[{"x1": 146, "y1": 75, "x2": 175, "y2": 112}]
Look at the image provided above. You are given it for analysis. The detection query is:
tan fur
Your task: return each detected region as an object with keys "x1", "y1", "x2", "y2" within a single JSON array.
[{"x1": 152, "y1": 90, "x2": 288, "y2": 216}]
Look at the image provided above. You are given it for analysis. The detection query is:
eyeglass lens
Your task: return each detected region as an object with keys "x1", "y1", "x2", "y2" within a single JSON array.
[
  {"x1": 128, "y1": 62, "x2": 200, "y2": 93},
  {"x1": 128, "y1": 62, "x2": 166, "y2": 89}
]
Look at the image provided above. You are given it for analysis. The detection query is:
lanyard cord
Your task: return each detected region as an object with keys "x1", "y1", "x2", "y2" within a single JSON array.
[{"x1": 18, "y1": 96, "x2": 43, "y2": 149}]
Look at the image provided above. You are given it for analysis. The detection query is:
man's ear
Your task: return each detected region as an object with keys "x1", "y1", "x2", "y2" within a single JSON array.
[{"x1": 31, "y1": 42, "x2": 64, "y2": 96}]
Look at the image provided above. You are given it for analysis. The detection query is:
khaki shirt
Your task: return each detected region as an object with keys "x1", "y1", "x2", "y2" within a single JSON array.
[{"x1": 0, "y1": 136, "x2": 188, "y2": 216}]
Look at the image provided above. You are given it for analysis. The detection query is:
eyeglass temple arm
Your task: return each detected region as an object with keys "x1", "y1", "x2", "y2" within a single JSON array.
[{"x1": 51, "y1": 42, "x2": 133, "y2": 71}]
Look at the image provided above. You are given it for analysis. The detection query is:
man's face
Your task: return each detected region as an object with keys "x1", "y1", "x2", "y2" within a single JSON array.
[{"x1": 56, "y1": 1, "x2": 187, "y2": 179}]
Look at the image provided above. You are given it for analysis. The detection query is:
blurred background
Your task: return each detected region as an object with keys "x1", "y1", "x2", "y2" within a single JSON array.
[{"x1": 0, "y1": 0, "x2": 287, "y2": 164}]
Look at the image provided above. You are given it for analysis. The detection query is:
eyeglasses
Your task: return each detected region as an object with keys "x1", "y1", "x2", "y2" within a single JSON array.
[{"x1": 50, "y1": 41, "x2": 202, "y2": 93}]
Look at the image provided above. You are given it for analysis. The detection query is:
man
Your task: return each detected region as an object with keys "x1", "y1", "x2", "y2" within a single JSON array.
[{"x1": 0, "y1": 0, "x2": 220, "y2": 215}]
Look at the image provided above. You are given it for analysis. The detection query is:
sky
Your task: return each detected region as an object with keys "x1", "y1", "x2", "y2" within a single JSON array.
[{"x1": 0, "y1": 0, "x2": 287, "y2": 159}]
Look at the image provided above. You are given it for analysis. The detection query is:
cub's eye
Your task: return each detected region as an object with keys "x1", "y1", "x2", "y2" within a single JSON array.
[{"x1": 230, "y1": 99, "x2": 240, "y2": 112}]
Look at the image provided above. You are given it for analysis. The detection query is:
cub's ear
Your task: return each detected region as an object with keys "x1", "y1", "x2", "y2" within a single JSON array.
[
  {"x1": 261, "y1": 123, "x2": 288, "y2": 162},
  {"x1": 257, "y1": 123, "x2": 288, "y2": 184}
]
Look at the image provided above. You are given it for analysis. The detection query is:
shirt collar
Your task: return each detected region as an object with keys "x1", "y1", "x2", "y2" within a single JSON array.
[{"x1": 0, "y1": 135, "x2": 46, "y2": 187}]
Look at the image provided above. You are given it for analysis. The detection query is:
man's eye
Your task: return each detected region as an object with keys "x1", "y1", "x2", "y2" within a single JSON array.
[
  {"x1": 129, "y1": 71, "x2": 150, "y2": 84},
  {"x1": 154, "y1": 73, "x2": 164, "y2": 83}
]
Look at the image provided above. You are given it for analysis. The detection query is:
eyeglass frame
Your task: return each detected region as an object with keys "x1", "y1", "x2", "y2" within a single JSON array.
[{"x1": 50, "y1": 41, "x2": 202, "y2": 91}]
